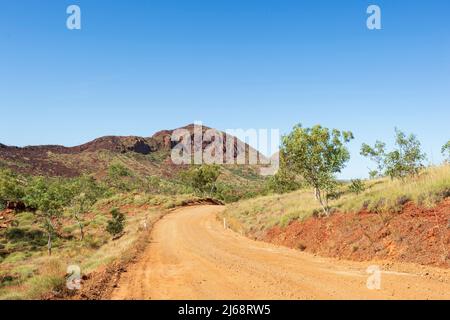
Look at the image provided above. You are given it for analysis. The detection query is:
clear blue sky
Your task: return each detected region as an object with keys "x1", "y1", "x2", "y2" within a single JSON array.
[{"x1": 1, "y1": 0, "x2": 449, "y2": 178}]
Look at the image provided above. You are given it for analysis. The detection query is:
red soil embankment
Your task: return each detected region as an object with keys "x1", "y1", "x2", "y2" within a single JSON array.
[{"x1": 264, "y1": 199, "x2": 450, "y2": 268}]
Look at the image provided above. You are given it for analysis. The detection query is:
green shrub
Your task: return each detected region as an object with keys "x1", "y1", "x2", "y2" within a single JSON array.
[
  {"x1": 266, "y1": 171, "x2": 303, "y2": 194},
  {"x1": 179, "y1": 165, "x2": 221, "y2": 196},
  {"x1": 348, "y1": 179, "x2": 366, "y2": 195},
  {"x1": 106, "y1": 163, "x2": 138, "y2": 192},
  {"x1": 442, "y1": 141, "x2": 450, "y2": 162},
  {"x1": 0, "y1": 169, "x2": 26, "y2": 207},
  {"x1": 106, "y1": 208, "x2": 126, "y2": 236},
  {"x1": 5, "y1": 228, "x2": 46, "y2": 246},
  {"x1": 361, "y1": 128, "x2": 427, "y2": 179},
  {"x1": 108, "y1": 163, "x2": 131, "y2": 178}
]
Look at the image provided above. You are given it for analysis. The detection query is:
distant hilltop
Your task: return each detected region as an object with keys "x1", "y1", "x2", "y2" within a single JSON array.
[{"x1": 0, "y1": 124, "x2": 269, "y2": 178}]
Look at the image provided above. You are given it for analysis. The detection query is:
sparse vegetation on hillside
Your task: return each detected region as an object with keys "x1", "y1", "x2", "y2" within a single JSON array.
[
  {"x1": 0, "y1": 191, "x2": 202, "y2": 300},
  {"x1": 221, "y1": 165, "x2": 450, "y2": 236},
  {"x1": 0, "y1": 148, "x2": 266, "y2": 299},
  {"x1": 1, "y1": 157, "x2": 231, "y2": 299}
]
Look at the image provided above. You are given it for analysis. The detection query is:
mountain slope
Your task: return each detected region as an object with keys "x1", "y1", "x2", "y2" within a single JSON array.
[{"x1": 0, "y1": 124, "x2": 267, "y2": 182}]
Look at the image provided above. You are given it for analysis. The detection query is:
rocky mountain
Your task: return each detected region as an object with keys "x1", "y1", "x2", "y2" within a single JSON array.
[{"x1": 0, "y1": 124, "x2": 268, "y2": 180}]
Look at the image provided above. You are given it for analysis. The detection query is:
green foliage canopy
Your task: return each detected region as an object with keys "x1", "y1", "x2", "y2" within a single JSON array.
[
  {"x1": 23, "y1": 177, "x2": 73, "y2": 255},
  {"x1": 180, "y1": 165, "x2": 221, "y2": 196},
  {"x1": 280, "y1": 124, "x2": 354, "y2": 215},
  {"x1": 0, "y1": 169, "x2": 25, "y2": 207},
  {"x1": 361, "y1": 129, "x2": 426, "y2": 180},
  {"x1": 106, "y1": 207, "x2": 126, "y2": 237},
  {"x1": 348, "y1": 179, "x2": 366, "y2": 195},
  {"x1": 442, "y1": 141, "x2": 450, "y2": 162}
]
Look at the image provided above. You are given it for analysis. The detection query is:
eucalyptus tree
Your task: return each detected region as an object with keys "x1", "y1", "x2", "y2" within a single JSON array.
[{"x1": 280, "y1": 124, "x2": 354, "y2": 215}]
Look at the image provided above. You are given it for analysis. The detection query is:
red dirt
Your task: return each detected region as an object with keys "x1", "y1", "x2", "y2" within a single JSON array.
[
  {"x1": 264, "y1": 199, "x2": 450, "y2": 268},
  {"x1": 44, "y1": 201, "x2": 223, "y2": 300}
]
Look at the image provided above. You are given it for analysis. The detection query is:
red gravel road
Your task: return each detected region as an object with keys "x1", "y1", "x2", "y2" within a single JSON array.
[{"x1": 110, "y1": 206, "x2": 449, "y2": 300}]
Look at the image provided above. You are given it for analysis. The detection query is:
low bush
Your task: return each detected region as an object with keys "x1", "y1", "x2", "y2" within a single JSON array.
[
  {"x1": 348, "y1": 179, "x2": 366, "y2": 195},
  {"x1": 106, "y1": 208, "x2": 126, "y2": 237}
]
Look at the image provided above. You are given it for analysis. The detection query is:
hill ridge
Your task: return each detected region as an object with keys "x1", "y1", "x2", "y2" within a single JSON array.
[{"x1": 0, "y1": 124, "x2": 266, "y2": 178}]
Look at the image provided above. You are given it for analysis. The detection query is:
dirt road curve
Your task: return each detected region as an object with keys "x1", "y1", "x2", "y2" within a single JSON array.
[{"x1": 111, "y1": 206, "x2": 449, "y2": 300}]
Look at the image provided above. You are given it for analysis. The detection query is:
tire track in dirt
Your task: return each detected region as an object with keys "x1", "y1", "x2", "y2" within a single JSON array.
[{"x1": 111, "y1": 205, "x2": 449, "y2": 300}]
